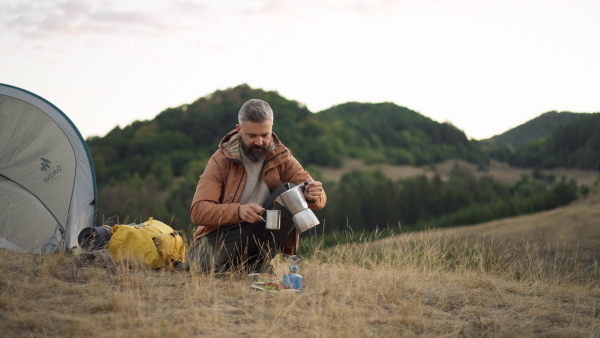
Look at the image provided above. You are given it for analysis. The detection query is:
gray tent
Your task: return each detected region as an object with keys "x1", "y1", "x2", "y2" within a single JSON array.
[{"x1": 0, "y1": 83, "x2": 96, "y2": 253}]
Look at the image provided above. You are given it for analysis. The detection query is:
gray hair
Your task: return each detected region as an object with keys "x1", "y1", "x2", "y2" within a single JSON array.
[{"x1": 238, "y1": 99, "x2": 274, "y2": 125}]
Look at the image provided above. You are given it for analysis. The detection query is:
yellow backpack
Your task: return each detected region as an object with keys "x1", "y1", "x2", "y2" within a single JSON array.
[{"x1": 107, "y1": 217, "x2": 187, "y2": 271}]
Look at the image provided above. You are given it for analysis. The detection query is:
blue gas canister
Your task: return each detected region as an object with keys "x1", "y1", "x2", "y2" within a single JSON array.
[{"x1": 283, "y1": 265, "x2": 303, "y2": 291}]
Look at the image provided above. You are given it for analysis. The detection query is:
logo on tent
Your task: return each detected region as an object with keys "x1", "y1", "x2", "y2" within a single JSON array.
[{"x1": 40, "y1": 158, "x2": 52, "y2": 171}]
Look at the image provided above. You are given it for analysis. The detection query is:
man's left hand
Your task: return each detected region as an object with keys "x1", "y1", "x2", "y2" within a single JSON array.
[{"x1": 304, "y1": 179, "x2": 323, "y2": 203}]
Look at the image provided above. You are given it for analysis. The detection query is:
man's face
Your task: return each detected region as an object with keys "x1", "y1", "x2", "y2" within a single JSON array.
[{"x1": 236, "y1": 120, "x2": 273, "y2": 162}]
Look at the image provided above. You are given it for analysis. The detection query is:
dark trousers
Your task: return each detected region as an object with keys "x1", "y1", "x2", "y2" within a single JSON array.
[{"x1": 188, "y1": 183, "x2": 296, "y2": 274}]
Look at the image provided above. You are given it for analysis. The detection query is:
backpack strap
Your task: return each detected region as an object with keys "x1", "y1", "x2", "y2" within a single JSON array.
[{"x1": 160, "y1": 250, "x2": 175, "y2": 272}]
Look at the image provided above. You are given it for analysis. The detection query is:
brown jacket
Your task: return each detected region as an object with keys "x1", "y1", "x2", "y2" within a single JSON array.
[{"x1": 190, "y1": 129, "x2": 327, "y2": 254}]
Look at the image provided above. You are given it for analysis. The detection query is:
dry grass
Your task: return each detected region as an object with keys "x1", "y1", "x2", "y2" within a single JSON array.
[
  {"x1": 1, "y1": 227, "x2": 599, "y2": 337},
  {"x1": 425, "y1": 185, "x2": 600, "y2": 262},
  {"x1": 2, "y1": 182, "x2": 600, "y2": 337}
]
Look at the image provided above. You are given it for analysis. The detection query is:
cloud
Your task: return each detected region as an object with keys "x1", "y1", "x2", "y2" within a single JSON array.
[
  {"x1": 0, "y1": 0, "x2": 418, "y2": 41},
  {"x1": 0, "y1": 0, "x2": 183, "y2": 38}
]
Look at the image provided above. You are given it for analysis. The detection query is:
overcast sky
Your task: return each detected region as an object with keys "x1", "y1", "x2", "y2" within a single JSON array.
[{"x1": 2, "y1": 0, "x2": 599, "y2": 140}]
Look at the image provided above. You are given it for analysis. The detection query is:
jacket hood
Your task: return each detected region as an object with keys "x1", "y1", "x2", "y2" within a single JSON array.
[{"x1": 218, "y1": 129, "x2": 284, "y2": 160}]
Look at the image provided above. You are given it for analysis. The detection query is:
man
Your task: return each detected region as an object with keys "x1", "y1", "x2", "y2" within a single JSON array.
[{"x1": 189, "y1": 99, "x2": 326, "y2": 274}]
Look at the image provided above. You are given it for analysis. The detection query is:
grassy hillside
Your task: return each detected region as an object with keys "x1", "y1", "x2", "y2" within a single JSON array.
[
  {"x1": 319, "y1": 158, "x2": 599, "y2": 187},
  {"x1": 408, "y1": 185, "x2": 600, "y2": 261},
  {"x1": 1, "y1": 188, "x2": 599, "y2": 337}
]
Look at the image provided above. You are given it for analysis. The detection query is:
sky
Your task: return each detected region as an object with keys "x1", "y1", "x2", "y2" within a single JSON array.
[{"x1": 2, "y1": 0, "x2": 599, "y2": 141}]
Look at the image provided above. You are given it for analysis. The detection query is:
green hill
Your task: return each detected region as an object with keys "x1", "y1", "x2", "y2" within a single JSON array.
[
  {"x1": 306, "y1": 102, "x2": 485, "y2": 167},
  {"x1": 485, "y1": 111, "x2": 592, "y2": 148},
  {"x1": 87, "y1": 84, "x2": 488, "y2": 185},
  {"x1": 85, "y1": 84, "x2": 591, "y2": 237},
  {"x1": 507, "y1": 113, "x2": 600, "y2": 170}
]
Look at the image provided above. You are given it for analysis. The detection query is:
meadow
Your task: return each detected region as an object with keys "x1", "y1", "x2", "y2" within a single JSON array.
[
  {"x1": 1, "y1": 210, "x2": 599, "y2": 337},
  {"x1": 2, "y1": 179, "x2": 599, "y2": 337}
]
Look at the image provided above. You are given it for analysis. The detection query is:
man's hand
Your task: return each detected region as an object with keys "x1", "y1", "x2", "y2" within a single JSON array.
[
  {"x1": 239, "y1": 203, "x2": 265, "y2": 223},
  {"x1": 304, "y1": 179, "x2": 323, "y2": 203}
]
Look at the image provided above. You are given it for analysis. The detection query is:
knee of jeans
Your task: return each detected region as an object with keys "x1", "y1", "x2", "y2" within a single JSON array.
[
  {"x1": 188, "y1": 239, "x2": 221, "y2": 271},
  {"x1": 188, "y1": 240, "x2": 202, "y2": 262}
]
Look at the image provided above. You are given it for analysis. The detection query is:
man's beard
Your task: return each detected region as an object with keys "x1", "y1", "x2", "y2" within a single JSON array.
[{"x1": 240, "y1": 140, "x2": 269, "y2": 162}]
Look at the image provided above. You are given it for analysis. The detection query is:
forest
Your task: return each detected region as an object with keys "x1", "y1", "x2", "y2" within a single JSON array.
[{"x1": 87, "y1": 84, "x2": 597, "y2": 240}]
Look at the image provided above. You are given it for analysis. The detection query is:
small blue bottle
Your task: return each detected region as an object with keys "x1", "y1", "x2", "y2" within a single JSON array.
[{"x1": 283, "y1": 265, "x2": 303, "y2": 291}]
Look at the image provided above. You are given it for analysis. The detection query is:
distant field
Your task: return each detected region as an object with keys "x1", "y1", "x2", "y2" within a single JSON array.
[
  {"x1": 321, "y1": 158, "x2": 600, "y2": 260},
  {"x1": 414, "y1": 185, "x2": 600, "y2": 261},
  {"x1": 319, "y1": 158, "x2": 599, "y2": 186},
  {"x1": 322, "y1": 159, "x2": 600, "y2": 261}
]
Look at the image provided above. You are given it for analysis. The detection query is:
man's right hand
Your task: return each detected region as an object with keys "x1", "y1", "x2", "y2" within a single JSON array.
[{"x1": 238, "y1": 203, "x2": 265, "y2": 223}]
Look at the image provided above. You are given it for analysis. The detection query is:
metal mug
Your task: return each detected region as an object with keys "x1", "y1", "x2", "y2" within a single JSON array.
[{"x1": 265, "y1": 209, "x2": 281, "y2": 230}]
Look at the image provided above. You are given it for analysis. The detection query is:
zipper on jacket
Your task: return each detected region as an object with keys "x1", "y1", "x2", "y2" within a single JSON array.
[
  {"x1": 264, "y1": 149, "x2": 288, "y2": 165},
  {"x1": 262, "y1": 149, "x2": 288, "y2": 185}
]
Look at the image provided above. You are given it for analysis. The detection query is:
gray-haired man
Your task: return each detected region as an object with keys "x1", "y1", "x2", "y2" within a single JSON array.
[{"x1": 189, "y1": 99, "x2": 326, "y2": 274}]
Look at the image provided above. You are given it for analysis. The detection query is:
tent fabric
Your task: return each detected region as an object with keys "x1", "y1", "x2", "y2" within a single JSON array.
[{"x1": 0, "y1": 83, "x2": 96, "y2": 253}]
